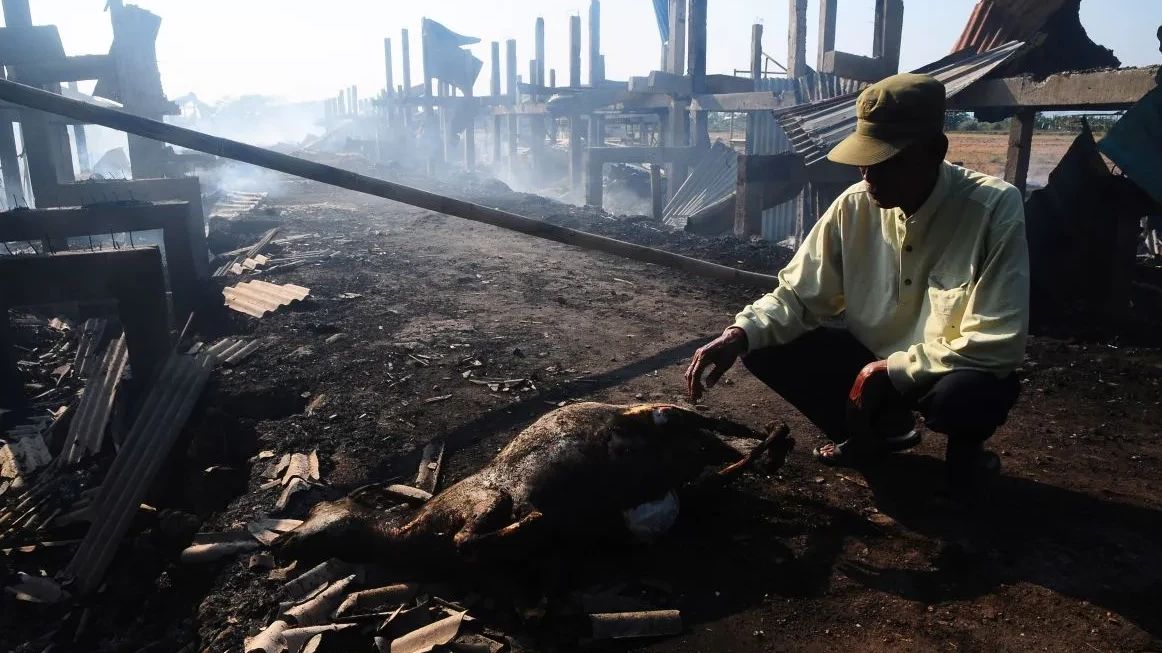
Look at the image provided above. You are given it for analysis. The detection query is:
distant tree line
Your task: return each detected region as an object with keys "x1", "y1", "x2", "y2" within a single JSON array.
[{"x1": 944, "y1": 111, "x2": 1120, "y2": 133}]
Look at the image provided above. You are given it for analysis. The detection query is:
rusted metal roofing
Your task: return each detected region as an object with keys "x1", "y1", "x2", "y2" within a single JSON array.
[
  {"x1": 954, "y1": 0, "x2": 1066, "y2": 53},
  {"x1": 775, "y1": 41, "x2": 1026, "y2": 167},
  {"x1": 952, "y1": 0, "x2": 1118, "y2": 77},
  {"x1": 223, "y1": 280, "x2": 310, "y2": 318},
  {"x1": 64, "y1": 352, "x2": 214, "y2": 593}
]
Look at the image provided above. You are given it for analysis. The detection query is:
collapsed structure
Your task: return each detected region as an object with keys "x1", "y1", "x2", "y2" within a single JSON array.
[{"x1": 0, "y1": 0, "x2": 1160, "y2": 649}]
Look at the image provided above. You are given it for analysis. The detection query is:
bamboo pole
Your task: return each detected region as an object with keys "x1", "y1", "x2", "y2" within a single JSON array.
[{"x1": 0, "y1": 78, "x2": 778, "y2": 287}]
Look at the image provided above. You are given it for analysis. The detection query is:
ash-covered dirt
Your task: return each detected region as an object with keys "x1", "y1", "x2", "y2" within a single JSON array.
[{"x1": 4, "y1": 156, "x2": 1161, "y2": 653}]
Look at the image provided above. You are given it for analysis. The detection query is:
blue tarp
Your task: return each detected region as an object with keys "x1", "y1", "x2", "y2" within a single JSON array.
[
  {"x1": 653, "y1": 0, "x2": 669, "y2": 43},
  {"x1": 1099, "y1": 85, "x2": 1162, "y2": 205}
]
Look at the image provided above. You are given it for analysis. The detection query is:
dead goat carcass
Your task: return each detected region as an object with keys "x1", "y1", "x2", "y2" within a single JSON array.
[{"x1": 275, "y1": 403, "x2": 792, "y2": 566}]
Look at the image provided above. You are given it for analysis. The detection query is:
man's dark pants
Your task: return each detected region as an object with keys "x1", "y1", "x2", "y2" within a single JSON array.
[{"x1": 741, "y1": 328, "x2": 1020, "y2": 478}]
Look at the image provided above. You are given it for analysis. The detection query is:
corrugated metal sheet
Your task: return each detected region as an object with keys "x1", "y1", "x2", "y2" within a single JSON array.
[
  {"x1": 776, "y1": 41, "x2": 1026, "y2": 168},
  {"x1": 60, "y1": 334, "x2": 128, "y2": 465},
  {"x1": 223, "y1": 280, "x2": 311, "y2": 318},
  {"x1": 209, "y1": 191, "x2": 267, "y2": 220},
  {"x1": 954, "y1": 0, "x2": 1065, "y2": 53},
  {"x1": 65, "y1": 352, "x2": 214, "y2": 593},
  {"x1": 71, "y1": 318, "x2": 109, "y2": 379},
  {"x1": 662, "y1": 142, "x2": 737, "y2": 229},
  {"x1": 750, "y1": 74, "x2": 865, "y2": 242}
]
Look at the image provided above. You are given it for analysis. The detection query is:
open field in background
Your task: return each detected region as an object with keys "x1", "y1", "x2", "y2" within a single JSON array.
[
  {"x1": 708, "y1": 130, "x2": 1090, "y2": 190},
  {"x1": 947, "y1": 131, "x2": 1091, "y2": 187}
]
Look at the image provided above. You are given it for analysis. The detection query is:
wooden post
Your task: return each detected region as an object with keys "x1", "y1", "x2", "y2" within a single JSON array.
[
  {"x1": 0, "y1": 70, "x2": 27, "y2": 207},
  {"x1": 735, "y1": 154, "x2": 762, "y2": 236},
  {"x1": 688, "y1": 0, "x2": 708, "y2": 147},
  {"x1": 881, "y1": 0, "x2": 904, "y2": 75},
  {"x1": 0, "y1": 0, "x2": 32, "y2": 25},
  {"x1": 666, "y1": 0, "x2": 686, "y2": 75},
  {"x1": 873, "y1": 0, "x2": 885, "y2": 58},
  {"x1": 1004, "y1": 109, "x2": 1035, "y2": 194},
  {"x1": 550, "y1": 69, "x2": 557, "y2": 88},
  {"x1": 788, "y1": 0, "x2": 808, "y2": 79},
  {"x1": 4, "y1": 0, "x2": 69, "y2": 202},
  {"x1": 818, "y1": 0, "x2": 836, "y2": 70},
  {"x1": 0, "y1": 120, "x2": 23, "y2": 207},
  {"x1": 401, "y1": 28, "x2": 412, "y2": 128},
  {"x1": 650, "y1": 164, "x2": 664, "y2": 220},
  {"x1": 490, "y1": 41, "x2": 502, "y2": 164}
]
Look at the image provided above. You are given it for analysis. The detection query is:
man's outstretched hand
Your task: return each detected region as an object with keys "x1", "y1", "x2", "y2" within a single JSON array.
[{"x1": 685, "y1": 327, "x2": 748, "y2": 402}]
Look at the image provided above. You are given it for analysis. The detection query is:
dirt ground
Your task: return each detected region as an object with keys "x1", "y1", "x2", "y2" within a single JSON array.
[
  {"x1": 947, "y1": 132, "x2": 1086, "y2": 188},
  {"x1": 4, "y1": 154, "x2": 1162, "y2": 653}
]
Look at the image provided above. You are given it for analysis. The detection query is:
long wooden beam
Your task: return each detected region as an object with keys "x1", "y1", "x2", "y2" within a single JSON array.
[
  {"x1": 8, "y1": 55, "x2": 113, "y2": 84},
  {"x1": 950, "y1": 67, "x2": 1159, "y2": 110},
  {"x1": 0, "y1": 78, "x2": 777, "y2": 287}
]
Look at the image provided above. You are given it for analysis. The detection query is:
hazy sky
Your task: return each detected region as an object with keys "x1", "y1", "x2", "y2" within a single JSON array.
[{"x1": 23, "y1": 0, "x2": 1162, "y2": 104}]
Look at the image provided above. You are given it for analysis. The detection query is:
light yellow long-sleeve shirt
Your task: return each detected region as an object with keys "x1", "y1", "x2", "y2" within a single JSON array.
[{"x1": 733, "y1": 161, "x2": 1029, "y2": 394}]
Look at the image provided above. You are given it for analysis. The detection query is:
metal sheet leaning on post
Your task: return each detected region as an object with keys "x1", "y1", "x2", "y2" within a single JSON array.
[{"x1": 0, "y1": 78, "x2": 778, "y2": 288}]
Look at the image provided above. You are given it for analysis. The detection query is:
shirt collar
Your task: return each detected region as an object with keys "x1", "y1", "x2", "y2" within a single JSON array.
[{"x1": 905, "y1": 160, "x2": 953, "y2": 223}]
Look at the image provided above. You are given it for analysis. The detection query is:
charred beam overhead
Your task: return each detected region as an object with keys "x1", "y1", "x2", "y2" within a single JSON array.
[{"x1": 951, "y1": 67, "x2": 1160, "y2": 110}]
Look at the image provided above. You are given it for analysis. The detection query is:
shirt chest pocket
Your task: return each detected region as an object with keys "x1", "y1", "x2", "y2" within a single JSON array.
[{"x1": 925, "y1": 276, "x2": 970, "y2": 340}]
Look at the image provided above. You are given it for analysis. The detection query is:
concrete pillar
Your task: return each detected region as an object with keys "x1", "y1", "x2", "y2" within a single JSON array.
[
  {"x1": 666, "y1": 0, "x2": 687, "y2": 75},
  {"x1": 688, "y1": 0, "x2": 708, "y2": 147},
  {"x1": 589, "y1": 0, "x2": 602, "y2": 86},
  {"x1": 506, "y1": 40, "x2": 518, "y2": 171},
  {"x1": 490, "y1": 41, "x2": 502, "y2": 164},
  {"x1": 534, "y1": 17, "x2": 546, "y2": 99},
  {"x1": 650, "y1": 164, "x2": 664, "y2": 220},
  {"x1": 818, "y1": 0, "x2": 837, "y2": 70},
  {"x1": 384, "y1": 38, "x2": 395, "y2": 128},
  {"x1": 569, "y1": 15, "x2": 582, "y2": 87},
  {"x1": 401, "y1": 28, "x2": 412, "y2": 127},
  {"x1": 750, "y1": 24, "x2": 764, "y2": 85},
  {"x1": 788, "y1": 0, "x2": 808, "y2": 79}
]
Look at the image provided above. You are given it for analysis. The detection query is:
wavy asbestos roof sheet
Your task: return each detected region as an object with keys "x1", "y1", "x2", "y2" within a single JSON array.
[{"x1": 774, "y1": 41, "x2": 1026, "y2": 166}]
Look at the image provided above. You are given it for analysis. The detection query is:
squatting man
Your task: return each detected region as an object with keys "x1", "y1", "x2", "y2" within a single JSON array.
[{"x1": 686, "y1": 73, "x2": 1029, "y2": 497}]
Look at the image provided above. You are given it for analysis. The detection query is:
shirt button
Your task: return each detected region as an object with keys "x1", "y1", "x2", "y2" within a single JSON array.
[
  {"x1": 904, "y1": 245, "x2": 913, "y2": 252},
  {"x1": 904, "y1": 278, "x2": 913, "y2": 286}
]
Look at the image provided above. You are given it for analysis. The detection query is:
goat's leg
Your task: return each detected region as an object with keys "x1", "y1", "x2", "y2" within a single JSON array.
[{"x1": 716, "y1": 422, "x2": 793, "y2": 479}]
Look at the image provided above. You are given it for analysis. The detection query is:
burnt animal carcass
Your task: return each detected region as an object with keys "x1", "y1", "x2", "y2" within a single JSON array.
[{"x1": 275, "y1": 403, "x2": 791, "y2": 567}]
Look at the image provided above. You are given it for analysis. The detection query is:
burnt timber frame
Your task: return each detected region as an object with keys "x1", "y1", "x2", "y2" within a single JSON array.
[
  {"x1": 0, "y1": 248, "x2": 171, "y2": 408},
  {"x1": 0, "y1": 200, "x2": 200, "y2": 319}
]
